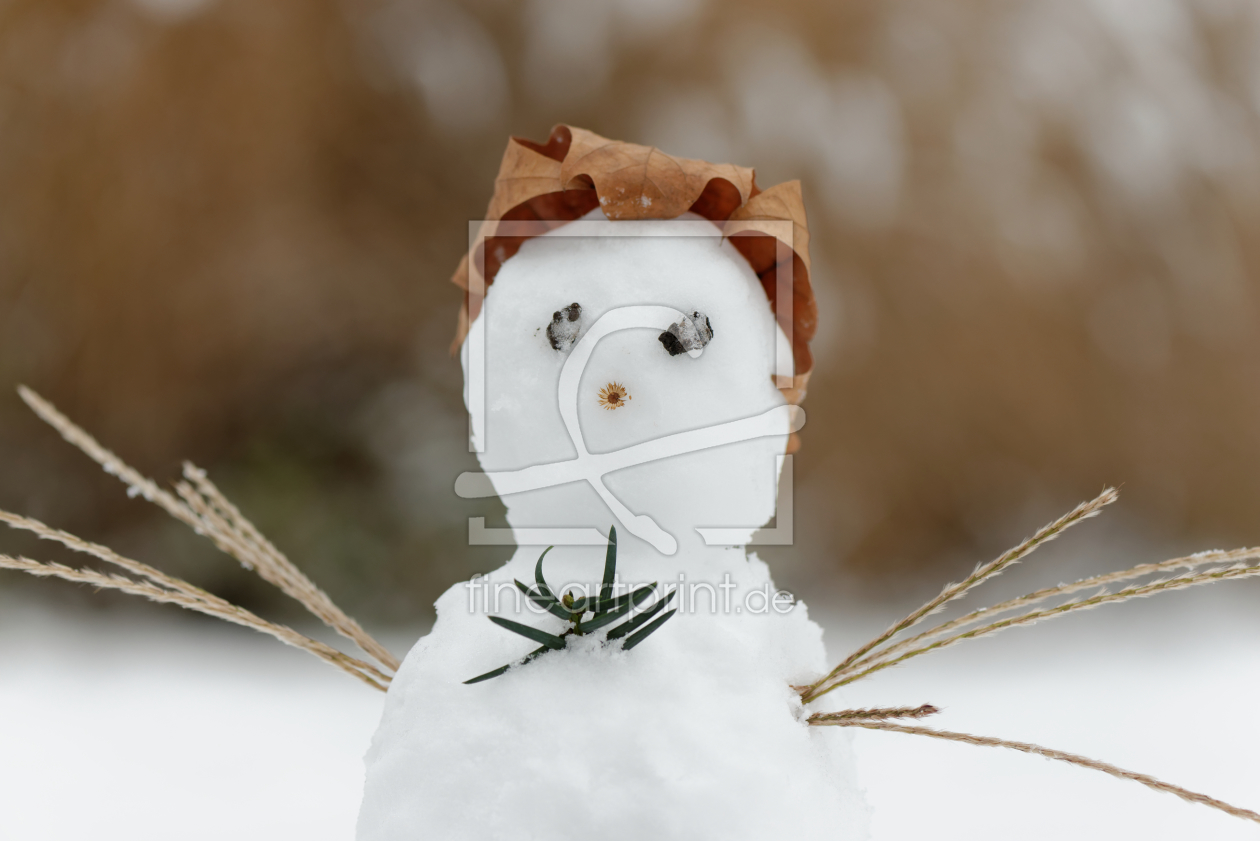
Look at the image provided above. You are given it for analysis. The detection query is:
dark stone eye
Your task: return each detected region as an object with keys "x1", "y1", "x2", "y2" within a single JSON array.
[
  {"x1": 547, "y1": 303, "x2": 582, "y2": 351},
  {"x1": 658, "y1": 310, "x2": 713, "y2": 356}
]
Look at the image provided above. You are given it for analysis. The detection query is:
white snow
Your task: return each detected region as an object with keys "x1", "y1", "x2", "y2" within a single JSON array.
[
  {"x1": 3, "y1": 594, "x2": 1259, "y2": 840},
  {"x1": 357, "y1": 213, "x2": 870, "y2": 838},
  {"x1": 832, "y1": 582, "x2": 1260, "y2": 841},
  {"x1": 359, "y1": 551, "x2": 867, "y2": 840},
  {"x1": 0, "y1": 601, "x2": 385, "y2": 841}
]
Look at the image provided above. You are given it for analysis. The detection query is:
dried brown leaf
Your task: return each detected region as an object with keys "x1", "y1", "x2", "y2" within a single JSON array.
[
  {"x1": 559, "y1": 126, "x2": 755, "y2": 220},
  {"x1": 448, "y1": 125, "x2": 817, "y2": 410}
]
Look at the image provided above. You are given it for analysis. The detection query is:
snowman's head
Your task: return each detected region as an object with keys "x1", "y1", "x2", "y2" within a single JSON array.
[{"x1": 460, "y1": 211, "x2": 797, "y2": 561}]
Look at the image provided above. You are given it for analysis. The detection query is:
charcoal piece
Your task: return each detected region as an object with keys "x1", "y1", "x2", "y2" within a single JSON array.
[
  {"x1": 658, "y1": 331, "x2": 686, "y2": 356},
  {"x1": 659, "y1": 310, "x2": 714, "y2": 356}
]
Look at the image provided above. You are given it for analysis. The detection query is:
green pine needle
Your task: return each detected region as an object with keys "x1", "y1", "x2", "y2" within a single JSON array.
[
  {"x1": 465, "y1": 530, "x2": 679, "y2": 684},
  {"x1": 487, "y1": 616, "x2": 566, "y2": 649},
  {"x1": 623, "y1": 609, "x2": 677, "y2": 650}
]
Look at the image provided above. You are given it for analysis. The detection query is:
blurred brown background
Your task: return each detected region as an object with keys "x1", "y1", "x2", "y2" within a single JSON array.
[{"x1": 2, "y1": 0, "x2": 1259, "y2": 625}]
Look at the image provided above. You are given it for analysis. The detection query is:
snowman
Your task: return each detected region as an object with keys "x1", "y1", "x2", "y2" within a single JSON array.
[{"x1": 357, "y1": 128, "x2": 868, "y2": 839}]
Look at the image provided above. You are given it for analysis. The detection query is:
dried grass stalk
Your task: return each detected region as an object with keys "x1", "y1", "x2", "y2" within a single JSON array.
[
  {"x1": 819, "y1": 720, "x2": 1260, "y2": 826},
  {"x1": 835, "y1": 545, "x2": 1260, "y2": 683},
  {"x1": 807, "y1": 705, "x2": 939, "y2": 723},
  {"x1": 16, "y1": 386, "x2": 399, "y2": 673},
  {"x1": 0, "y1": 551, "x2": 389, "y2": 691},
  {"x1": 802, "y1": 488, "x2": 1117, "y2": 702},
  {"x1": 802, "y1": 492, "x2": 1260, "y2": 828},
  {"x1": 830, "y1": 561, "x2": 1260, "y2": 689}
]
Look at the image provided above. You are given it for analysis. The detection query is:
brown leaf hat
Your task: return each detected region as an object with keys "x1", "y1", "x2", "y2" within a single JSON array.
[{"x1": 451, "y1": 125, "x2": 816, "y2": 449}]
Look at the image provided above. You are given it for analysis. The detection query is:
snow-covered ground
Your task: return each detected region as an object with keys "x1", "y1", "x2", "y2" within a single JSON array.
[
  {"x1": 828, "y1": 583, "x2": 1260, "y2": 841},
  {"x1": 2, "y1": 581, "x2": 1258, "y2": 840},
  {"x1": 0, "y1": 602, "x2": 386, "y2": 841}
]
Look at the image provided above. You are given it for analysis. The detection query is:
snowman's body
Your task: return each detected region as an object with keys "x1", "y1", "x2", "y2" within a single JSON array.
[{"x1": 357, "y1": 214, "x2": 868, "y2": 839}]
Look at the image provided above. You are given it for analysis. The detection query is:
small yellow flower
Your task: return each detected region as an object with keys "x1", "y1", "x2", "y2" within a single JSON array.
[{"x1": 597, "y1": 382, "x2": 631, "y2": 410}]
